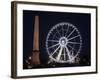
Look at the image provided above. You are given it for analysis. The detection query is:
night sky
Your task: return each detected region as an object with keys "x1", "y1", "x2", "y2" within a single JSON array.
[{"x1": 23, "y1": 10, "x2": 91, "y2": 69}]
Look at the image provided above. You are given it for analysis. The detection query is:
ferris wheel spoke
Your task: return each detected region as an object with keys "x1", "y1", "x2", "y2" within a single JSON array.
[
  {"x1": 68, "y1": 41, "x2": 81, "y2": 44},
  {"x1": 67, "y1": 44, "x2": 75, "y2": 52},
  {"x1": 48, "y1": 43, "x2": 59, "y2": 49},
  {"x1": 56, "y1": 46, "x2": 63, "y2": 61},
  {"x1": 65, "y1": 24, "x2": 69, "y2": 37},
  {"x1": 67, "y1": 35, "x2": 80, "y2": 41},
  {"x1": 53, "y1": 32, "x2": 60, "y2": 39},
  {"x1": 56, "y1": 28, "x2": 61, "y2": 37},
  {"x1": 55, "y1": 35, "x2": 60, "y2": 40},
  {"x1": 63, "y1": 47, "x2": 66, "y2": 61},
  {"x1": 67, "y1": 44, "x2": 77, "y2": 55},
  {"x1": 50, "y1": 45, "x2": 60, "y2": 56},
  {"x1": 65, "y1": 46, "x2": 71, "y2": 60},
  {"x1": 62, "y1": 25, "x2": 64, "y2": 36},
  {"x1": 70, "y1": 47, "x2": 74, "y2": 57},
  {"x1": 47, "y1": 40, "x2": 59, "y2": 43},
  {"x1": 66, "y1": 28, "x2": 76, "y2": 38}
]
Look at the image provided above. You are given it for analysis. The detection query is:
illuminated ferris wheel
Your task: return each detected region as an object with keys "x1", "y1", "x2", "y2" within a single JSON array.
[{"x1": 46, "y1": 22, "x2": 82, "y2": 63}]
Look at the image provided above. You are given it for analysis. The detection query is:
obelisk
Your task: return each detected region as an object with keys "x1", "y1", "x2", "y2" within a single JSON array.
[{"x1": 32, "y1": 16, "x2": 40, "y2": 65}]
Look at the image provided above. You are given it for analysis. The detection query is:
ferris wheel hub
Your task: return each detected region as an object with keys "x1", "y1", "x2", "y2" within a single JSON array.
[{"x1": 59, "y1": 37, "x2": 68, "y2": 47}]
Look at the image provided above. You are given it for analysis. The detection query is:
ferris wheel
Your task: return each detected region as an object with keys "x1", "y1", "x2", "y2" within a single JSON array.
[{"x1": 46, "y1": 22, "x2": 82, "y2": 63}]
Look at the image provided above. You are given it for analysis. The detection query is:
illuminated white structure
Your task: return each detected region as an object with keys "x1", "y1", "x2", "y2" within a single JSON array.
[{"x1": 46, "y1": 22, "x2": 82, "y2": 63}]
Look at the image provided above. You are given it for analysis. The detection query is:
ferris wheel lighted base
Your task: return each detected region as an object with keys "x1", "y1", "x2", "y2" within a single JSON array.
[{"x1": 46, "y1": 22, "x2": 82, "y2": 64}]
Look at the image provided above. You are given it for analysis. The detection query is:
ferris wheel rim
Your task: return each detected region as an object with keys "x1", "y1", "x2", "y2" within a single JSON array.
[{"x1": 46, "y1": 22, "x2": 82, "y2": 63}]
